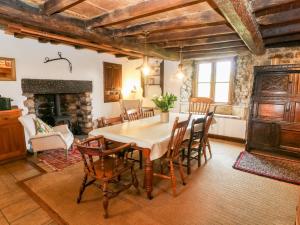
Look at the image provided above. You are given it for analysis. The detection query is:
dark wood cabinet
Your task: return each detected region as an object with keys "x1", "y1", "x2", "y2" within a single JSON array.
[
  {"x1": 247, "y1": 64, "x2": 300, "y2": 156},
  {"x1": 0, "y1": 109, "x2": 26, "y2": 162}
]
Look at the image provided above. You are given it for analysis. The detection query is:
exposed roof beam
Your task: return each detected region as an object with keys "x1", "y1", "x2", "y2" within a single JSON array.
[
  {"x1": 5, "y1": 24, "x2": 141, "y2": 57},
  {"x1": 0, "y1": 0, "x2": 177, "y2": 60},
  {"x1": 257, "y1": 8, "x2": 300, "y2": 25},
  {"x1": 211, "y1": 0, "x2": 265, "y2": 55},
  {"x1": 87, "y1": 0, "x2": 204, "y2": 29},
  {"x1": 264, "y1": 33, "x2": 300, "y2": 45},
  {"x1": 182, "y1": 47, "x2": 247, "y2": 58},
  {"x1": 253, "y1": 0, "x2": 296, "y2": 12},
  {"x1": 113, "y1": 10, "x2": 225, "y2": 37},
  {"x1": 159, "y1": 34, "x2": 241, "y2": 48},
  {"x1": 182, "y1": 46, "x2": 247, "y2": 54},
  {"x1": 43, "y1": 0, "x2": 85, "y2": 15},
  {"x1": 168, "y1": 41, "x2": 245, "y2": 52},
  {"x1": 144, "y1": 25, "x2": 234, "y2": 43},
  {"x1": 183, "y1": 52, "x2": 238, "y2": 59},
  {"x1": 262, "y1": 23, "x2": 300, "y2": 38}
]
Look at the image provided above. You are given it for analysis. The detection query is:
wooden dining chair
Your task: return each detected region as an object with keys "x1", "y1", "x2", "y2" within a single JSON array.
[
  {"x1": 181, "y1": 117, "x2": 206, "y2": 174},
  {"x1": 202, "y1": 111, "x2": 214, "y2": 161},
  {"x1": 125, "y1": 108, "x2": 141, "y2": 121},
  {"x1": 153, "y1": 114, "x2": 192, "y2": 197},
  {"x1": 141, "y1": 108, "x2": 155, "y2": 118},
  {"x1": 98, "y1": 115, "x2": 143, "y2": 169},
  {"x1": 76, "y1": 136, "x2": 139, "y2": 218},
  {"x1": 189, "y1": 97, "x2": 213, "y2": 115},
  {"x1": 97, "y1": 115, "x2": 124, "y2": 128}
]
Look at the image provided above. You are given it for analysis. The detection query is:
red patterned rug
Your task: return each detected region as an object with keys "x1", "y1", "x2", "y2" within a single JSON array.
[
  {"x1": 38, "y1": 147, "x2": 82, "y2": 171},
  {"x1": 233, "y1": 151, "x2": 300, "y2": 185}
]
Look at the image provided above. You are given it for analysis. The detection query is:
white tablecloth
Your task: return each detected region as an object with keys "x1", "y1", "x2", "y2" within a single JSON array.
[{"x1": 89, "y1": 113, "x2": 205, "y2": 161}]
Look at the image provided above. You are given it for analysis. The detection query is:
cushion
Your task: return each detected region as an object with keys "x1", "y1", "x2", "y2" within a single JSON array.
[
  {"x1": 18, "y1": 114, "x2": 37, "y2": 137},
  {"x1": 34, "y1": 118, "x2": 53, "y2": 134}
]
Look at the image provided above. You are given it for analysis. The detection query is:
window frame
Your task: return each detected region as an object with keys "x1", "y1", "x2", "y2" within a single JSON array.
[{"x1": 194, "y1": 57, "x2": 235, "y2": 104}]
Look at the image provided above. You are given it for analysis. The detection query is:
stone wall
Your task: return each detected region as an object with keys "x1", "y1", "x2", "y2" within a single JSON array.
[
  {"x1": 234, "y1": 47, "x2": 300, "y2": 107},
  {"x1": 179, "y1": 47, "x2": 300, "y2": 118}
]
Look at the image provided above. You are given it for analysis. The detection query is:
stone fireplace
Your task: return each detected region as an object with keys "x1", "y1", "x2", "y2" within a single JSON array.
[{"x1": 22, "y1": 79, "x2": 93, "y2": 134}]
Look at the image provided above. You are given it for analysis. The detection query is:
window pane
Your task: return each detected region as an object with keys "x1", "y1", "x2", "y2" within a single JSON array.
[
  {"x1": 198, "y1": 63, "x2": 212, "y2": 82},
  {"x1": 215, "y1": 83, "x2": 229, "y2": 102},
  {"x1": 197, "y1": 83, "x2": 210, "y2": 97},
  {"x1": 216, "y1": 61, "x2": 231, "y2": 82}
]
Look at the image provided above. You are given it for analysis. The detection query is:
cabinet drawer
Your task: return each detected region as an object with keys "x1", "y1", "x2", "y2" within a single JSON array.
[{"x1": 0, "y1": 109, "x2": 21, "y2": 125}]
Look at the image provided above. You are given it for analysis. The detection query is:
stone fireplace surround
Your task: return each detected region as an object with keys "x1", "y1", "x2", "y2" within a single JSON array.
[{"x1": 22, "y1": 79, "x2": 93, "y2": 134}]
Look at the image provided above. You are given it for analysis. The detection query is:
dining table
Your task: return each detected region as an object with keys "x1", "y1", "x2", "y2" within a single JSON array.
[{"x1": 89, "y1": 112, "x2": 205, "y2": 199}]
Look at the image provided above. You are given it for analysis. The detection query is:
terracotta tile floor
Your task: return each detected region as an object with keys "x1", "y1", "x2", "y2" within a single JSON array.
[{"x1": 0, "y1": 160, "x2": 57, "y2": 225}]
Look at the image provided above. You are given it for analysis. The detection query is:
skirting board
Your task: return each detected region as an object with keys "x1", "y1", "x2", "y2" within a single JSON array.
[{"x1": 208, "y1": 134, "x2": 246, "y2": 144}]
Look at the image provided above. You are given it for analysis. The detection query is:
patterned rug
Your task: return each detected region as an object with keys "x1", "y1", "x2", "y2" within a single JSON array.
[
  {"x1": 38, "y1": 147, "x2": 82, "y2": 171},
  {"x1": 233, "y1": 151, "x2": 300, "y2": 185}
]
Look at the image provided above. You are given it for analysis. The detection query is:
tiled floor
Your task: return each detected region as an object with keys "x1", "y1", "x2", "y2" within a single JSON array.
[{"x1": 0, "y1": 160, "x2": 57, "y2": 225}]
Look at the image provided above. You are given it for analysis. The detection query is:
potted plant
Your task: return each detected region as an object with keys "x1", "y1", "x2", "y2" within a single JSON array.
[{"x1": 152, "y1": 93, "x2": 177, "y2": 123}]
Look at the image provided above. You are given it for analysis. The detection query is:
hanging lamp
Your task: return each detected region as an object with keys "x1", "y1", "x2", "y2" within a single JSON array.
[
  {"x1": 141, "y1": 31, "x2": 151, "y2": 76},
  {"x1": 176, "y1": 44, "x2": 185, "y2": 80}
]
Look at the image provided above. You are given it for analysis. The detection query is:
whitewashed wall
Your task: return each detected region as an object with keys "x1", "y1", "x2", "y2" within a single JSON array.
[{"x1": 0, "y1": 30, "x2": 142, "y2": 119}]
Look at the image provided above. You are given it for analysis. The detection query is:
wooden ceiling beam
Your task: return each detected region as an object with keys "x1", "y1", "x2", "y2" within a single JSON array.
[
  {"x1": 113, "y1": 10, "x2": 225, "y2": 37},
  {"x1": 144, "y1": 25, "x2": 234, "y2": 43},
  {"x1": 43, "y1": 0, "x2": 85, "y2": 15},
  {"x1": 264, "y1": 33, "x2": 300, "y2": 45},
  {"x1": 159, "y1": 34, "x2": 241, "y2": 48},
  {"x1": 257, "y1": 8, "x2": 300, "y2": 25},
  {"x1": 0, "y1": 0, "x2": 177, "y2": 60},
  {"x1": 183, "y1": 52, "x2": 239, "y2": 59},
  {"x1": 182, "y1": 46, "x2": 247, "y2": 54},
  {"x1": 211, "y1": 0, "x2": 265, "y2": 55},
  {"x1": 262, "y1": 23, "x2": 300, "y2": 38},
  {"x1": 168, "y1": 41, "x2": 245, "y2": 52},
  {"x1": 253, "y1": 0, "x2": 296, "y2": 12},
  {"x1": 5, "y1": 24, "x2": 141, "y2": 57},
  {"x1": 87, "y1": 0, "x2": 204, "y2": 29}
]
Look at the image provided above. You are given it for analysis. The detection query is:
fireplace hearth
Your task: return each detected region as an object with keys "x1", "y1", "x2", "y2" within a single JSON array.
[{"x1": 22, "y1": 79, "x2": 93, "y2": 134}]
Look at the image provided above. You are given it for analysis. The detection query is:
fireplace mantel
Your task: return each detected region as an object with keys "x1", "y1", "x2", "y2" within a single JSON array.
[{"x1": 22, "y1": 79, "x2": 92, "y2": 94}]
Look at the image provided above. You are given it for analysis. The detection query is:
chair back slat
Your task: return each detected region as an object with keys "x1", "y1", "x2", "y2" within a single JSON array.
[
  {"x1": 190, "y1": 117, "x2": 206, "y2": 141},
  {"x1": 189, "y1": 97, "x2": 213, "y2": 115},
  {"x1": 142, "y1": 108, "x2": 155, "y2": 118},
  {"x1": 167, "y1": 114, "x2": 192, "y2": 159},
  {"x1": 126, "y1": 108, "x2": 141, "y2": 121}
]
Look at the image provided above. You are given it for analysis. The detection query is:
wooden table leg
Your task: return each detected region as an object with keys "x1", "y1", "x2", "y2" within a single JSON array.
[{"x1": 143, "y1": 148, "x2": 153, "y2": 200}]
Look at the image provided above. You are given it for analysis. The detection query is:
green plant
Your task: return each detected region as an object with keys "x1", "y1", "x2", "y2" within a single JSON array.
[{"x1": 152, "y1": 93, "x2": 177, "y2": 112}]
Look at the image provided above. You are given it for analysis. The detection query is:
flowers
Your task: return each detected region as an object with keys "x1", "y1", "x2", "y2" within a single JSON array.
[{"x1": 152, "y1": 93, "x2": 177, "y2": 112}]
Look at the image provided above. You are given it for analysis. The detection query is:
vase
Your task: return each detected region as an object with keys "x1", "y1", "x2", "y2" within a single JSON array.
[{"x1": 160, "y1": 111, "x2": 169, "y2": 123}]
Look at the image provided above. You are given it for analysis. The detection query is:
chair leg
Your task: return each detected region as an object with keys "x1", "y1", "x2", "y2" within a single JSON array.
[
  {"x1": 169, "y1": 161, "x2": 177, "y2": 197},
  {"x1": 187, "y1": 148, "x2": 191, "y2": 175},
  {"x1": 207, "y1": 139, "x2": 212, "y2": 158},
  {"x1": 102, "y1": 181, "x2": 109, "y2": 219},
  {"x1": 198, "y1": 147, "x2": 201, "y2": 167},
  {"x1": 77, "y1": 174, "x2": 87, "y2": 203},
  {"x1": 178, "y1": 158, "x2": 186, "y2": 185},
  {"x1": 139, "y1": 151, "x2": 143, "y2": 169},
  {"x1": 131, "y1": 167, "x2": 139, "y2": 193},
  {"x1": 202, "y1": 143, "x2": 207, "y2": 162},
  {"x1": 33, "y1": 151, "x2": 38, "y2": 158}
]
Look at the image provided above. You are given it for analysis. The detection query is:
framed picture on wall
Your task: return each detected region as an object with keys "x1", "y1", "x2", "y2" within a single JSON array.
[{"x1": 0, "y1": 57, "x2": 16, "y2": 81}]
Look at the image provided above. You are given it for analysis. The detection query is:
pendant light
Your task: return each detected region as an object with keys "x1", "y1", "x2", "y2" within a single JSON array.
[
  {"x1": 141, "y1": 31, "x2": 151, "y2": 76},
  {"x1": 176, "y1": 44, "x2": 185, "y2": 80}
]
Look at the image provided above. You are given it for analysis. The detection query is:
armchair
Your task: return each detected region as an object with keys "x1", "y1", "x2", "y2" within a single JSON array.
[{"x1": 18, "y1": 114, "x2": 74, "y2": 157}]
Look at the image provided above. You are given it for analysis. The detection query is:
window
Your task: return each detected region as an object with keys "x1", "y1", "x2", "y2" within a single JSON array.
[{"x1": 196, "y1": 59, "x2": 233, "y2": 103}]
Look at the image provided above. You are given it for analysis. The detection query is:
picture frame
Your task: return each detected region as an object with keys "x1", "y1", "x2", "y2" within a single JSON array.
[{"x1": 0, "y1": 57, "x2": 16, "y2": 81}]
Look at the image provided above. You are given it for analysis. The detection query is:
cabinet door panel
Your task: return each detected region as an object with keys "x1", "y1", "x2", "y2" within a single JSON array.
[
  {"x1": 255, "y1": 73, "x2": 289, "y2": 97},
  {"x1": 279, "y1": 123, "x2": 300, "y2": 153},
  {"x1": 249, "y1": 121, "x2": 277, "y2": 149},
  {"x1": 290, "y1": 73, "x2": 300, "y2": 97},
  {"x1": 253, "y1": 101, "x2": 288, "y2": 121}
]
